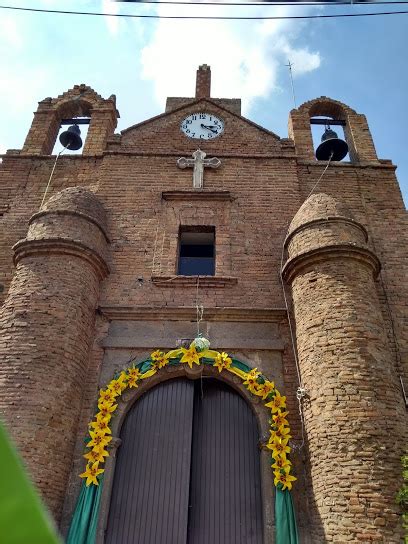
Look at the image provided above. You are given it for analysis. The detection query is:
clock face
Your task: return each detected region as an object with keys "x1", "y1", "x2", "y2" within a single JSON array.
[{"x1": 180, "y1": 112, "x2": 224, "y2": 140}]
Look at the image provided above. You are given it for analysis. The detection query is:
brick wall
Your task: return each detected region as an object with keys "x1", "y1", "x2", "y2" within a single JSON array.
[{"x1": 0, "y1": 79, "x2": 407, "y2": 541}]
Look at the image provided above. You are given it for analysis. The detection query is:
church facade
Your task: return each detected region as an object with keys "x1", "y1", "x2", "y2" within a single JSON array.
[{"x1": 0, "y1": 65, "x2": 407, "y2": 542}]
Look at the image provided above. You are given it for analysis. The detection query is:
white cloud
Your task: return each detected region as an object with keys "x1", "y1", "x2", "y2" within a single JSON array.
[
  {"x1": 102, "y1": 0, "x2": 121, "y2": 36},
  {"x1": 140, "y1": 1, "x2": 321, "y2": 114},
  {"x1": 0, "y1": 14, "x2": 24, "y2": 49}
]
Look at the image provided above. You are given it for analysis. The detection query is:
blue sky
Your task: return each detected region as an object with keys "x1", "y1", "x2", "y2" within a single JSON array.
[{"x1": 1, "y1": 1, "x2": 407, "y2": 205}]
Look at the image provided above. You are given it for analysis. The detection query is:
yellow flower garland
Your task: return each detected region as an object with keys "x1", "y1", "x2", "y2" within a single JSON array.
[{"x1": 80, "y1": 343, "x2": 296, "y2": 491}]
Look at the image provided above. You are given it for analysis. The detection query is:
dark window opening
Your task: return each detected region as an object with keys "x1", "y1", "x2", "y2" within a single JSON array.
[{"x1": 178, "y1": 227, "x2": 215, "y2": 276}]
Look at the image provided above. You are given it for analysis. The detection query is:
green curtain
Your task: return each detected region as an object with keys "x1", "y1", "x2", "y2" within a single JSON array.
[
  {"x1": 66, "y1": 479, "x2": 103, "y2": 544},
  {"x1": 275, "y1": 488, "x2": 299, "y2": 544}
]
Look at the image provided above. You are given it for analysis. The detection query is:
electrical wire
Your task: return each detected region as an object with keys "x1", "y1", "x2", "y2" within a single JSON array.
[
  {"x1": 117, "y1": 0, "x2": 408, "y2": 4},
  {"x1": 1, "y1": 4, "x2": 408, "y2": 19}
]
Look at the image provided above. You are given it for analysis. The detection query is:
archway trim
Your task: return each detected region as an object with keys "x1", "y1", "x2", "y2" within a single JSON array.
[
  {"x1": 67, "y1": 340, "x2": 299, "y2": 544},
  {"x1": 80, "y1": 340, "x2": 296, "y2": 490}
]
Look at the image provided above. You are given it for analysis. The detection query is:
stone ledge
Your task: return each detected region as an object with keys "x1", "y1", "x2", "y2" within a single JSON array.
[
  {"x1": 162, "y1": 190, "x2": 233, "y2": 202},
  {"x1": 13, "y1": 238, "x2": 109, "y2": 280},
  {"x1": 151, "y1": 275, "x2": 238, "y2": 287},
  {"x1": 98, "y1": 305, "x2": 287, "y2": 322},
  {"x1": 29, "y1": 209, "x2": 110, "y2": 242},
  {"x1": 285, "y1": 216, "x2": 368, "y2": 245},
  {"x1": 282, "y1": 244, "x2": 381, "y2": 283}
]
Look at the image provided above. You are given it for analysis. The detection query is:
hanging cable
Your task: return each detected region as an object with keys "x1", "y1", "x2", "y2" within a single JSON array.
[
  {"x1": 117, "y1": 0, "x2": 408, "y2": 5},
  {"x1": 1, "y1": 4, "x2": 408, "y2": 19},
  {"x1": 39, "y1": 146, "x2": 67, "y2": 210},
  {"x1": 195, "y1": 275, "x2": 204, "y2": 337}
]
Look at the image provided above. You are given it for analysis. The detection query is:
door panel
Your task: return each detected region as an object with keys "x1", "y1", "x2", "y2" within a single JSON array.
[
  {"x1": 187, "y1": 379, "x2": 263, "y2": 544},
  {"x1": 105, "y1": 379, "x2": 195, "y2": 544}
]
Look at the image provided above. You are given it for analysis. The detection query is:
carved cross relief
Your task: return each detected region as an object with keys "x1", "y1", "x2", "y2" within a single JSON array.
[{"x1": 177, "y1": 149, "x2": 221, "y2": 189}]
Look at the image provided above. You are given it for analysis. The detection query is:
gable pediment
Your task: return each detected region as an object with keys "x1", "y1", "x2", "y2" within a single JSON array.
[{"x1": 114, "y1": 99, "x2": 288, "y2": 156}]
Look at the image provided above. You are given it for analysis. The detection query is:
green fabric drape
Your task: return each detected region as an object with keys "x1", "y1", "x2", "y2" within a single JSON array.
[
  {"x1": 66, "y1": 479, "x2": 103, "y2": 544},
  {"x1": 275, "y1": 488, "x2": 299, "y2": 544}
]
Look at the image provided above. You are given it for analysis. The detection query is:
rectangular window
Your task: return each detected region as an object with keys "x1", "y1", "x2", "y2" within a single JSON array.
[{"x1": 178, "y1": 227, "x2": 215, "y2": 276}]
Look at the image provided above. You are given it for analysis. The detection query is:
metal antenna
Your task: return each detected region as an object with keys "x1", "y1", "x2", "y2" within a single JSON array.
[{"x1": 285, "y1": 60, "x2": 297, "y2": 109}]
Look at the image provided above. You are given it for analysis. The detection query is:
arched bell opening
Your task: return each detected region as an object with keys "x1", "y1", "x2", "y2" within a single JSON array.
[
  {"x1": 289, "y1": 97, "x2": 377, "y2": 163},
  {"x1": 51, "y1": 99, "x2": 93, "y2": 156},
  {"x1": 308, "y1": 102, "x2": 350, "y2": 163},
  {"x1": 96, "y1": 365, "x2": 274, "y2": 544}
]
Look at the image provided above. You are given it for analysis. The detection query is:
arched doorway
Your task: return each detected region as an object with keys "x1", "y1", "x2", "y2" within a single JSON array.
[{"x1": 105, "y1": 378, "x2": 263, "y2": 544}]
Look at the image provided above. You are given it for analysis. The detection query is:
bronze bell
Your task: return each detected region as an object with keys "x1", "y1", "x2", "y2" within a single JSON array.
[
  {"x1": 316, "y1": 127, "x2": 348, "y2": 162},
  {"x1": 59, "y1": 124, "x2": 83, "y2": 151}
]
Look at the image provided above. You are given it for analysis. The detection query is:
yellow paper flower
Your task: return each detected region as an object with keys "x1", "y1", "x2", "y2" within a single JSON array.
[
  {"x1": 80, "y1": 461, "x2": 104, "y2": 486},
  {"x1": 272, "y1": 425, "x2": 292, "y2": 441},
  {"x1": 84, "y1": 446, "x2": 109, "y2": 464},
  {"x1": 128, "y1": 368, "x2": 141, "y2": 380},
  {"x1": 150, "y1": 351, "x2": 169, "y2": 369},
  {"x1": 243, "y1": 368, "x2": 261, "y2": 393},
  {"x1": 151, "y1": 350, "x2": 163, "y2": 361},
  {"x1": 99, "y1": 388, "x2": 116, "y2": 404},
  {"x1": 274, "y1": 471, "x2": 297, "y2": 491},
  {"x1": 265, "y1": 392, "x2": 287, "y2": 413},
  {"x1": 108, "y1": 375, "x2": 127, "y2": 396},
  {"x1": 255, "y1": 380, "x2": 275, "y2": 399},
  {"x1": 272, "y1": 411, "x2": 289, "y2": 427},
  {"x1": 97, "y1": 402, "x2": 118, "y2": 419},
  {"x1": 267, "y1": 437, "x2": 291, "y2": 456},
  {"x1": 127, "y1": 376, "x2": 139, "y2": 388},
  {"x1": 95, "y1": 411, "x2": 112, "y2": 424},
  {"x1": 87, "y1": 430, "x2": 112, "y2": 449},
  {"x1": 90, "y1": 418, "x2": 112, "y2": 435},
  {"x1": 180, "y1": 346, "x2": 201, "y2": 369},
  {"x1": 271, "y1": 457, "x2": 291, "y2": 472},
  {"x1": 213, "y1": 352, "x2": 232, "y2": 373}
]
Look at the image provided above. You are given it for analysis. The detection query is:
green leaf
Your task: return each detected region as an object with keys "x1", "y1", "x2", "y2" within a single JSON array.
[{"x1": 0, "y1": 421, "x2": 61, "y2": 544}]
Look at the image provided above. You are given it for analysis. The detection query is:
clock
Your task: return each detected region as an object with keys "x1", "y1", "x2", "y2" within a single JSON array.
[{"x1": 180, "y1": 112, "x2": 224, "y2": 140}]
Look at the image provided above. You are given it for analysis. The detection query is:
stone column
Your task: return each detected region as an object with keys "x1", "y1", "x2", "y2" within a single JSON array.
[
  {"x1": 0, "y1": 187, "x2": 109, "y2": 522},
  {"x1": 282, "y1": 193, "x2": 406, "y2": 542}
]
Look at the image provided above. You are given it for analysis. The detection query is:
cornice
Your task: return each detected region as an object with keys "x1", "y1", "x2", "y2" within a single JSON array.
[
  {"x1": 284, "y1": 216, "x2": 368, "y2": 247},
  {"x1": 162, "y1": 190, "x2": 234, "y2": 202},
  {"x1": 151, "y1": 275, "x2": 238, "y2": 288},
  {"x1": 98, "y1": 305, "x2": 287, "y2": 323},
  {"x1": 29, "y1": 209, "x2": 110, "y2": 243},
  {"x1": 13, "y1": 238, "x2": 109, "y2": 280},
  {"x1": 282, "y1": 243, "x2": 380, "y2": 283}
]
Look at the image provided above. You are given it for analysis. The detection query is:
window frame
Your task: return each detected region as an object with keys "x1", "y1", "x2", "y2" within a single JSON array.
[{"x1": 177, "y1": 225, "x2": 216, "y2": 276}]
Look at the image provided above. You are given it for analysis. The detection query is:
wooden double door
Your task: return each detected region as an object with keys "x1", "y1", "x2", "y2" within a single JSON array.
[{"x1": 106, "y1": 378, "x2": 263, "y2": 544}]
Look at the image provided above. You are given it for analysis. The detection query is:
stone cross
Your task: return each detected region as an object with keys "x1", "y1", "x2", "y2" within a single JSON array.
[{"x1": 177, "y1": 149, "x2": 221, "y2": 189}]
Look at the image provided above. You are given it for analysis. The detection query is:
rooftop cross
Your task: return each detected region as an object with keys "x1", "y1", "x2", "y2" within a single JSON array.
[{"x1": 177, "y1": 149, "x2": 221, "y2": 189}]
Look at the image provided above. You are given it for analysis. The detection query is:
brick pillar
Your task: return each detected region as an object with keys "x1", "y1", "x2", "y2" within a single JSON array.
[
  {"x1": 82, "y1": 108, "x2": 118, "y2": 156},
  {"x1": 282, "y1": 193, "x2": 406, "y2": 542},
  {"x1": 22, "y1": 98, "x2": 60, "y2": 155},
  {"x1": 344, "y1": 112, "x2": 378, "y2": 163},
  {"x1": 195, "y1": 64, "x2": 211, "y2": 98},
  {"x1": 288, "y1": 110, "x2": 315, "y2": 161},
  {"x1": 0, "y1": 187, "x2": 109, "y2": 522}
]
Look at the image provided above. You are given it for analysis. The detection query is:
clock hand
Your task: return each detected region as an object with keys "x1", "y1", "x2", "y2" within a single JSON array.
[{"x1": 200, "y1": 124, "x2": 218, "y2": 134}]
